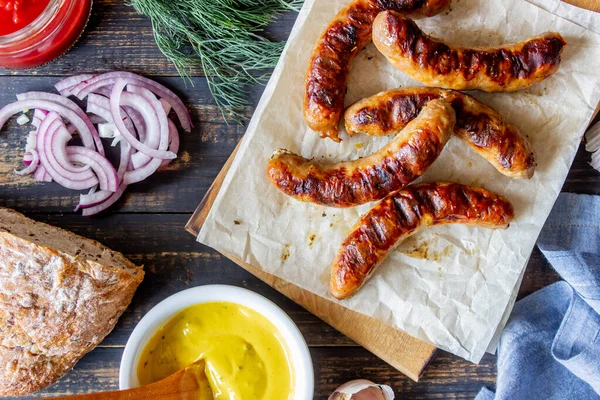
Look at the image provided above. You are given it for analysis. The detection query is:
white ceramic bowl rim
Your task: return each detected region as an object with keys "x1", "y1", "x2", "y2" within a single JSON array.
[{"x1": 119, "y1": 284, "x2": 314, "y2": 399}]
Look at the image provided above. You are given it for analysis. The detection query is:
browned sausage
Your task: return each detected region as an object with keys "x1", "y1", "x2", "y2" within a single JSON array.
[
  {"x1": 330, "y1": 182, "x2": 514, "y2": 299},
  {"x1": 268, "y1": 99, "x2": 455, "y2": 207},
  {"x1": 344, "y1": 87, "x2": 536, "y2": 178},
  {"x1": 372, "y1": 11, "x2": 566, "y2": 92},
  {"x1": 304, "y1": 0, "x2": 451, "y2": 142}
]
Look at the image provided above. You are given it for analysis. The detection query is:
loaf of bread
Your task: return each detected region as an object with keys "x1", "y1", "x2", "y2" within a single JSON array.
[{"x1": 0, "y1": 208, "x2": 144, "y2": 396}]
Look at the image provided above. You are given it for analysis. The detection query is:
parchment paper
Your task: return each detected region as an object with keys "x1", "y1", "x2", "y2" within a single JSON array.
[{"x1": 198, "y1": 0, "x2": 600, "y2": 362}]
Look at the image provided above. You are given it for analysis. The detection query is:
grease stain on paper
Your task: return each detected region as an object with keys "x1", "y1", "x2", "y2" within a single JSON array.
[
  {"x1": 280, "y1": 244, "x2": 291, "y2": 262},
  {"x1": 400, "y1": 236, "x2": 453, "y2": 262}
]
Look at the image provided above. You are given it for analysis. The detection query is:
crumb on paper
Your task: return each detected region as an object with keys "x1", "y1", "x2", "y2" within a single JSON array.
[
  {"x1": 355, "y1": 143, "x2": 364, "y2": 149},
  {"x1": 233, "y1": 220, "x2": 241, "y2": 225},
  {"x1": 281, "y1": 244, "x2": 291, "y2": 261},
  {"x1": 322, "y1": 212, "x2": 327, "y2": 217},
  {"x1": 308, "y1": 233, "x2": 316, "y2": 247}
]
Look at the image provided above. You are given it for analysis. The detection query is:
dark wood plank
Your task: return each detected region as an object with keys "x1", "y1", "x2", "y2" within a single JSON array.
[{"x1": 0, "y1": 1, "x2": 299, "y2": 77}]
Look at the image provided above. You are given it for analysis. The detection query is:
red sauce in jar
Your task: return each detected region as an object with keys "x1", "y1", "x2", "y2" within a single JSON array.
[
  {"x1": 0, "y1": 0, "x2": 92, "y2": 69},
  {"x1": 0, "y1": 0, "x2": 51, "y2": 36}
]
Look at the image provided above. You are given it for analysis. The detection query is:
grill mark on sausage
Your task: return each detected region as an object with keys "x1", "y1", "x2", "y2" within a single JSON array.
[
  {"x1": 269, "y1": 100, "x2": 455, "y2": 207},
  {"x1": 304, "y1": 0, "x2": 452, "y2": 141},
  {"x1": 330, "y1": 182, "x2": 515, "y2": 299},
  {"x1": 374, "y1": 11, "x2": 566, "y2": 91},
  {"x1": 345, "y1": 88, "x2": 536, "y2": 178}
]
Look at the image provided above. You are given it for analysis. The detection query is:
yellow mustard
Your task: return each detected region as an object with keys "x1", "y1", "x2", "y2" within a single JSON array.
[{"x1": 137, "y1": 302, "x2": 294, "y2": 399}]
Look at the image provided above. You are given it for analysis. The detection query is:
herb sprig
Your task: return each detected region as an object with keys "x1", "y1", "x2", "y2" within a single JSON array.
[{"x1": 128, "y1": 0, "x2": 302, "y2": 122}]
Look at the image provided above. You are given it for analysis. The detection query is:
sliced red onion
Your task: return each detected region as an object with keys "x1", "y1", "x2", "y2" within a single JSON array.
[
  {"x1": 127, "y1": 84, "x2": 170, "y2": 168},
  {"x1": 160, "y1": 98, "x2": 172, "y2": 115},
  {"x1": 34, "y1": 109, "x2": 48, "y2": 119},
  {"x1": 110, "y1": 80, "x2": 175, "y2": 160},
  {"x1": 70, "y1": 71, "x2": 192, "y2": 132},
  {"x1": 87, "y1": 94, "x2": 136, "y2": 134},
  {"x1": 66, "y1": 146, "x2": 118, "y2": 192},
  {"x1": 88, "y1": 114, "x2": 106, "y2": 124},
  {"x1": 40, "y1": 113, "x2": 92, "y2": 175},
  {"x1": 23, "y1": 151, "x2": 34, "y2": 165},
  {"x1": 36, "y1": 113, "x2": 98, "y2": 190},
  {"x1": 122, "y1": 105, "x2": 146, "y2": 142},
  {"x1": 81, "y1": 184, "x2": 127, "y2": 217},
  {"x1": 16, "y1": 92, "x2": 104, "y2": 156},
  {"x1": 55, "y1": 74, "x2": 95, "y2": 94},
  {"x1": 25, "y1": 131, "x2": 37, "y2": 152},
  {"x1": 33, "y1": 165, "x2": 47, "y2": 181},
  {"x1": 31, "y1": 117, "x2": 42, "y2": 129},
  {"x1": 91, "y1": 86, "x2": 113, "y2": 98},
  {"x1": 161, "y1": 118, "x2": 180, "y2": 167},
  {"x1": 78, "y1": 141, "x2": 131, "y2": 208},
  {"x1": 1, "y1": 99, "x2": 99, "y2": 154},
  {"x1": 15, "y1": 149, "x2": 39, "y2": 175}
]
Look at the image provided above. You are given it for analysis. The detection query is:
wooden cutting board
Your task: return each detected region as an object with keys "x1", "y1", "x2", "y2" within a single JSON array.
[{"x1": 186, "y1": 0, "x2": 599, "y2": 381}]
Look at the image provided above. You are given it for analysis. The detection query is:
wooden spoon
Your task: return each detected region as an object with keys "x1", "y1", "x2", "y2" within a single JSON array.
[{"x1": 47, "y1": 359, "x2": 213, "y2": 400}]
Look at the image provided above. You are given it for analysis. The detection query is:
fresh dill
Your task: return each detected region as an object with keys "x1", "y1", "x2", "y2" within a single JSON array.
[{"x1": 128, "y1": 0, "x2": 303, "y2": 122}]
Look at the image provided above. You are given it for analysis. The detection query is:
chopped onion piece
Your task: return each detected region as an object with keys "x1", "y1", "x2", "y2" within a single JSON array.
[
  {"x1": 16, "y1": 114, "x2": 30, "y2": 125},
  {"x1": 98, "y1": 123, "x2": 119, "y2": 138}
]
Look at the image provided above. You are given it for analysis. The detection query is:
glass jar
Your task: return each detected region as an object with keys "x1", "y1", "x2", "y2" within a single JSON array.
[{"x1": 0, "y1": 0, "x2": 92, "y2": 69}]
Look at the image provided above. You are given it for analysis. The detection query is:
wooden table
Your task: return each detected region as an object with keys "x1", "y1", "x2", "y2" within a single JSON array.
[{"x1": 0, "y1": 1, "x2": 598, "y2": 399}]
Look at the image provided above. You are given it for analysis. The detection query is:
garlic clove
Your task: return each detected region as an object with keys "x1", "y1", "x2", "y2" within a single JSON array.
[{"x1": 329, "y1": 379, "x2": 395, "y2": 400}]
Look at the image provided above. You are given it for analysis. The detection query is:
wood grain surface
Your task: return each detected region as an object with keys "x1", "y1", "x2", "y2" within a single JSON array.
[{"x1": 0, "y1": 0, "x2": 598, "y2": 399}]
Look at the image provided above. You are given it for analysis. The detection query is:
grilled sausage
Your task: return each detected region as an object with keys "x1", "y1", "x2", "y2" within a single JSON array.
[
  {"x1": 372, "y1": 11, "x2": 566, "y2": 92},
  {"x1": 268, "y1": 99, "x2": 455, "y2": 207},
  {"x1": 345, "y1": 87, "x2": 536, "y2": 178},
  {"x1": 304, "y1": 0, "x2": 451, "y2": 142},
  {"x1": 330, "y1": 182, "x2": 514, "y2": 299}
]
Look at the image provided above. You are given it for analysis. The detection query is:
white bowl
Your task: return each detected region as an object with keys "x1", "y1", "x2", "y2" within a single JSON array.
[{"x1": 119, "y1": 284, "x2": 314, "y2": 399}]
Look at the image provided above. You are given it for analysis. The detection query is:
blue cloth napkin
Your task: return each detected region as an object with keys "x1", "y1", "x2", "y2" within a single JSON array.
[{"x1": 477, "y1": 193, "x2": 600, "y2": 400}]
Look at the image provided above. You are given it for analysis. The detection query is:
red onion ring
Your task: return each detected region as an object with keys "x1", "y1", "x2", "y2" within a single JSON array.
[
  {"x1": 16, "y1": 92, "x2": 104, "y2": 156},
  {"x1": 68, "y1": 71, "x2": 192, "y2": 132},
  {"x1": 15, "y1": 149, "x2": 39, "y2": 175},
  {"x1": 36, "y1": 114, "x2": 99, "y2": 190},
  {"x1": 66, "y1": 146, "x2": 119, "y2": 192},
  {"x1": 0, "y1": 99, "x2": 98, "y2": 153},
  {"x1": 55, "y1": 74, "x2": 95, "y2": 94},
  {"x1": 110, "y1": 80, "x2": 175, "y2": 160}
]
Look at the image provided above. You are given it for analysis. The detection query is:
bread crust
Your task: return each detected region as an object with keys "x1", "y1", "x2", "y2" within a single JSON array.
[
  {"x1": 304, "y1": 0, "x2": 451, "y2": 141},
  {"x1": 0, "y1": 208, "x2": 144, "y2": 396},
  {"x1": 330, "y1": 182, "x2": 514, "y2": 299},
  {"x1": 345, "y1": 87, "x2": 536, "y2": 179},
  {"x1": 372, "y1": 11, "x2": 566, "y2": 92},
  {"x1": 268, "y1": 99, "x2": 455, "y2": 207}
]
